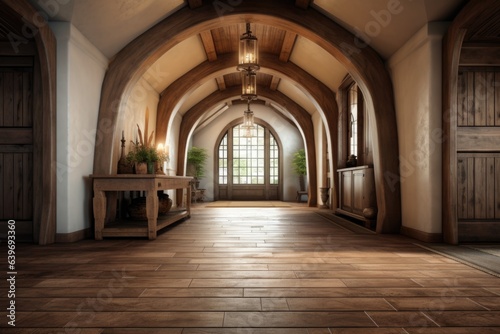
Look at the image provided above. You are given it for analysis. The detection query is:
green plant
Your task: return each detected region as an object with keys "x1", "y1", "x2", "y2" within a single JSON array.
[
  {"x1": 187, "y1": 146, "x2": 208, "y2": 179},
  {"x1": 127, "y1": 144, "x2": 161, "y2": 163},
  {"x1": 126, "y1": 123, "x2": 168, "y2": 164},
  {"x1": 292, "y1": 148, "x2": 307, "y2": 175}
]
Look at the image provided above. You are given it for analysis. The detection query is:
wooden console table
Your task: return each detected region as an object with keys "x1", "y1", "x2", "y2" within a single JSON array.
[{"x1": 90, "y1": 175, "x2": 193, "y2": 240}]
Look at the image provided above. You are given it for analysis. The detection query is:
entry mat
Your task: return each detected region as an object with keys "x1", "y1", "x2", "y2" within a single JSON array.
[
  {"x1": 416, "y1": 243, "x2": 500, "y2": 277},
  {"x1": 204, "y1": 201, "x2": 291, "y2": 207}
]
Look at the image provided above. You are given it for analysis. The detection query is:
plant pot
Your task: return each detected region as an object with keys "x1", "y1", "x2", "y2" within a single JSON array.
[
  {"x1": 147, "y1": 162, "x2": 155, "y2": 174},
  {"x1": 128, "y1": 194, "x2": 173, "y2": 220},
  {"x1": 135, "y1": 162, "x2": 147, "y2": 174},
  {"x1": 158, "y1": 194, "x2": 172, "y2": 215}
]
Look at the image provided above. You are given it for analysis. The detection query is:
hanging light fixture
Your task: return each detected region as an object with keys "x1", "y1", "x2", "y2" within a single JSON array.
[
  {"x1": 237, "y1": 23, "x2": 260, "y2": 72},
  {"x1": 242, "y1": 102, "x2": 255, "y2": 129},
  {"x1": 242, "y1": 102, "x2": 255, "y2": 138},
  {"x1": 237, "y1": 23, "x2": 259, "y2": 137},
  {"x1": 241, "y1": 70, "x2": 257, "y2": 100}
]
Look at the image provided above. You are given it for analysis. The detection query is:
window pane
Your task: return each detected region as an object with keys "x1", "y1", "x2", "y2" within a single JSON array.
[
  {"x1": 218, "y1": 133, "x2": 228, "y2": 184},
  {"x1": 232, "y1": 124, "x2": 265, "y2": 184},
  {"x1": 349, "y1": 84, "x2": 358, "y2": 157}
]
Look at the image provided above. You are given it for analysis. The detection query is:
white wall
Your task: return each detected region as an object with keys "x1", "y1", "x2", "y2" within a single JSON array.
[
  {"x1": 190, "y1": 103, "x2": 303, "y2": 201},
  {"x1": 387, "y1": 22, "x2": 448, "y2": 235},
  {"x1": 312, "y1": 111, "x2": 329, "y2": 206},
  {"x1": 119, "y1": 78, "x2": 160, "y2": 162},
  {"x1": 50, "y1": 22, "x2": 108, "y2": 234}
]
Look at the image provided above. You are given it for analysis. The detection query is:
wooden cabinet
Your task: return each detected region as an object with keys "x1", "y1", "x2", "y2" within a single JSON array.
[{"x1": 337, "y1": 166, "x2": 376, "y2": 223}]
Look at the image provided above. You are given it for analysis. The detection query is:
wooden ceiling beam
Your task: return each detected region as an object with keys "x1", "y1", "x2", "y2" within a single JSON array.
[
  {"x1": 270, "y1": 76, "x2": 280, "y2": 90},
  {"x1": 215, "y1": 76, "x2": 226, "y2": 90},
  {"x1": 279, "y1": 31, "x2": 297, "y2": 62},
  {"x1": 188, "y1": 0, "x2": 203, "y2": 9},
  {"x1": 295, "y1": 0, "x2": 311, "y2": 10},
  {"x1": 199, "y1": 30, "x2": 217, "y2": 61}
]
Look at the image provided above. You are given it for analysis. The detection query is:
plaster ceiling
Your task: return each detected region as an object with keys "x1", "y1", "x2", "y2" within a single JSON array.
[{"x1": 28, "y1": 0, "x2": 465, "y2": 121}]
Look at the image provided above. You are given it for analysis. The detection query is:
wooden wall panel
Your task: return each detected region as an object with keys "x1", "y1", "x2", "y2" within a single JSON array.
[
  {"x1": 496, "y1": 157, "x2": 500, "y2": 218},
  {"x1": 2, "y1": 72, "x2": 14, "y2": 126},
  {"x1": 467, "y1": 72, "x2": 474, "y2": 125},
  {"x1": 458, "y1": 69, "x2": 500, "y2": 127},
  {"x1": 0, "y1": 67, "x2": 34, "y2": 236},
  {"x1": 457, "y1": 154, "x2": 500, "y2": 221},
  {"x1": 496, "y1": 72, "x2": 500, "y2": 126}
]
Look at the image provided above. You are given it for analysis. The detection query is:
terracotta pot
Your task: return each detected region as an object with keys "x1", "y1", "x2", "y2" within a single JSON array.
[
  {"x1": 135, "y1": 162, "x2": 147, "y2": 174},
  {"x1": 128, "y1": 194, "x2": 172, "y2": 220}
]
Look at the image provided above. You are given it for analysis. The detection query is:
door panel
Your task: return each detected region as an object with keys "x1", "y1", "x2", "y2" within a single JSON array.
[
  {"x1": 0, "y1": 66, "x2": 34, "y2": 241},
  {"x1": 456, "y1": 69, "x2": 500, "y2": 242}
]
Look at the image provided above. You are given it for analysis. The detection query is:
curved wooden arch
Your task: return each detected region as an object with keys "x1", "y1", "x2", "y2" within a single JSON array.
[
  {"x1": 177, "y1": 85, "x2": 318, "y2": 207},
  {"x1": 2, "y1": 0, "x2": 57, "y2": 244},
  {"x1": 94, "y1": 0, "x2": 400, "y2": 232}
]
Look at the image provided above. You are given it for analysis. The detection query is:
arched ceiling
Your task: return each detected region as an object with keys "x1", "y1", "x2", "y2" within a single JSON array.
[{"x1": 28, "y1": 0, "x2": 465, "y2": 123}]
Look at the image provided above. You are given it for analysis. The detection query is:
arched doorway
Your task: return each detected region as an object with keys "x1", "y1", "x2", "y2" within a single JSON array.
[
  {"x1": 93, "y1": 1, "x2": 401, "y2": 233},
  {"x1": 215, "y1": 120, "x2": 283, "y2": 201}
]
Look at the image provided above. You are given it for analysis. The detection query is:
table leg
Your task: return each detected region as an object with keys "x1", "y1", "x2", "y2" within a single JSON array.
[
  {"x1": 93, "y1": 190, "x2": 106, "y2": 240},
  {"x1": 146, "y1": 190, "x2": 158, "y2": 240}
]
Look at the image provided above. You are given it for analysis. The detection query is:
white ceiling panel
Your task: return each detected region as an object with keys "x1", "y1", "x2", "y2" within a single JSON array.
[
  {"x1": 278, "y1": 79, "x2": 317, "y2": 115},
  {"x1": 289, "y1": 36, "x2": 347, "y2": 92},
  {"x1": 144, "y1": 34, "x2": 207, "y2": 94}
]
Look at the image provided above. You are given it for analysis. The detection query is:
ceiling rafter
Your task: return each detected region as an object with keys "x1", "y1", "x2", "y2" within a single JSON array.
[
  {"x1": 295, "y1": 0, "x2": 311, "y2": 10},
  {"x1": 199, "y1": 30, "x2": 217, "y2": 61},
  {"x1": 215, "y1": 76, "x2": 226, "y2": 90},
  {"x1": 187, "y1": 0, "x2": 203, "y2": 9},
  {"x1": 279, "y1": 31, "x2": 297, "y2": 62},
  {"x1": 270, "y1": 76, "x2": 280, "y2": 90}
]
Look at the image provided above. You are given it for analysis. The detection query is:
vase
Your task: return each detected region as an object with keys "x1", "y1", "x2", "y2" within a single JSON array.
[
  {"x1": 346, "y1": 155, "x2": 357, "y2": 167},
  {"x1": 127, "y1": 194, "x2": 173, "y2": 220},
  {"x1": 158, "y1": 194, "x2": 173, "y2": 215},
  {"x1": 319, "y1": 187, "x2": 329, "y2": 209},
  {"x1": 135, "y1": 162, "x2": 147, "y2": 174}
]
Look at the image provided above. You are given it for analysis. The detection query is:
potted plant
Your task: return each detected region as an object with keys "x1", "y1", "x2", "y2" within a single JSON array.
[
  {"x1": 292, "y1": 148, "x2": 307, "y2": 188},
  {"x1": 187, "y1": 146, "x2": 208, "y2": 187},
  {"x1": 292, "y1": 148, "x2": 308, "y2": 202},
  {"x1": 127, "y1": 124, "x2": 168, "y2": 174}
]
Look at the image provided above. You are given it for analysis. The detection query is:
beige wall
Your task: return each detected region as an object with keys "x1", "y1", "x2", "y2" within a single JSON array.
[
  {"x1": 50, "y1": 22, "x2": 108, "y2": 234},
  {"x1": 388, "y1": 22, "x2": 448, "y2": 234}
]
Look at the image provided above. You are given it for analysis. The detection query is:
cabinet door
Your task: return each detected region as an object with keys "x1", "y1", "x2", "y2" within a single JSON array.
[
  {"x1": 352, "y1": 170, "x2": 365, "y2": 215},
  {"x1": 341, "y1": 171, "x2": 352, "y2": 211}
]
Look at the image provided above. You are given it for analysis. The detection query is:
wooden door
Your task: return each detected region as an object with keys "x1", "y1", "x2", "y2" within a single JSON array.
[
  {"x1": 456, "y1": 69, "x2": 500, "y2": 242},
  {"x1": 0, "y1": 58, "x2": 34, "y2": 241}
]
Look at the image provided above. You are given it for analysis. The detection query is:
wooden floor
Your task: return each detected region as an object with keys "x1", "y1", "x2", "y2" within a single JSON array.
[{"x1": 2, "y1": 205, "x2": 500, "y2": 333}]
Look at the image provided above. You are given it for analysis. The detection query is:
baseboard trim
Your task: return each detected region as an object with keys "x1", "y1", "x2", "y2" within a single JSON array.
[
  {"x1": 56, "y1": 228, "x2": 92, "y2": 243},
  {"x1": 401, "y1": 225, "x2": 442, "y2": 243}
]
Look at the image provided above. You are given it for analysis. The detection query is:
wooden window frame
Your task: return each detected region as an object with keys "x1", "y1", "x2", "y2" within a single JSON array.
[{"x1": 338, "y1": 76, "x2": 365, "y2": 168}]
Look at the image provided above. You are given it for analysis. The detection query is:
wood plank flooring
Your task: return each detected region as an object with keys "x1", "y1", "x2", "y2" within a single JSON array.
[{"x1": 2, "y1": 205, "x2": 500, "y2": 333}]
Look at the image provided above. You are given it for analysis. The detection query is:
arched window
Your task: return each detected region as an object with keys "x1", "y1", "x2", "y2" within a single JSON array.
[{"x1": 216, "y1": 122, "x2": 281, "y2": 200}]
